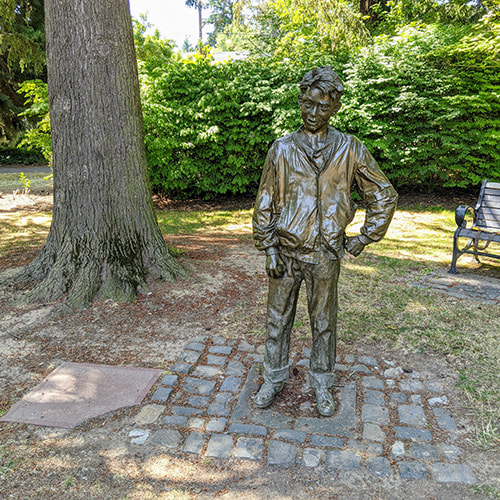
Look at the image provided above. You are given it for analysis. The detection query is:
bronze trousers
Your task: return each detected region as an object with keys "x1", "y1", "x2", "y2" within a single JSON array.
[{"x1": 263, "y1": 250, "x2": 340, "y2": 389}]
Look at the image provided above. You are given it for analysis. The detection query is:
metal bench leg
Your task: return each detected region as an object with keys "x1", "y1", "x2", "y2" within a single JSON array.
[{"x1": 449, "y1": 231, "x2": 460, "y2": 274}]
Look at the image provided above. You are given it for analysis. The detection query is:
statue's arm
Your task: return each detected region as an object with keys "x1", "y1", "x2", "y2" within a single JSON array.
[
  {"x1": 353, "y1": 142, "x2": 398, "y2": 249},
  {"x1": 253, "y1": 145, "x2": 284, "y2": 276}
]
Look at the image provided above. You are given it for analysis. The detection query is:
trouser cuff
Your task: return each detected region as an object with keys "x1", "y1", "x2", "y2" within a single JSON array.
[
  {"x1": 309, "y1": 371, "x2": 335, "y2": 389},
  {"x1": 263, "y1": 362, "x2": 290, "y2": 384}
]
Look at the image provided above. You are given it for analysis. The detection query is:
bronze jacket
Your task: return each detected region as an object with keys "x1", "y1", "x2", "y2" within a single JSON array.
[{"x1": 253, "y1": 126, "x2": 398, "y2": 262}]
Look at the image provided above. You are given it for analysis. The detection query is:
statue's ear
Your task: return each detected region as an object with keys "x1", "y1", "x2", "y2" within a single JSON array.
[{"x1": 298, "y1": 96, "x2": 303, "y2": 107}]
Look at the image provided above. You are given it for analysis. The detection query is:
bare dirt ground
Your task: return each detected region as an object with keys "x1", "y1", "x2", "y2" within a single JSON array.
[{"x1": 0, "y1": 192, "x2": 497, "y2": 499}]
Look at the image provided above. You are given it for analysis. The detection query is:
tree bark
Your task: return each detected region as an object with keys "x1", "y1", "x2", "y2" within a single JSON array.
[{"x1": 23, "y1": 0, "x2": 185, "y2": 309}]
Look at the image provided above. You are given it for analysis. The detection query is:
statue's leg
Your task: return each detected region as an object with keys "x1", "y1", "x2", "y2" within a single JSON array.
[
  {"x1": 263, "y1": 255, "x2": 302, "y2": 384},
  {"x1": 254, "y1": 255, "x2": 302, "y2": 408},
  {"x1": 304, "y1": 252, "x2": 340, "y2": 416}
]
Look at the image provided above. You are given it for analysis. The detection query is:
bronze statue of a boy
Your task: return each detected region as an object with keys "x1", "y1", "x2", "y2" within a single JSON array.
[{"x1": 252, "y1": 66, "x2": 398, "y2": 416}]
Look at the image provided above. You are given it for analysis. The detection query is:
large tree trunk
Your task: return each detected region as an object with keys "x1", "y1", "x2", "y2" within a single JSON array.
[{"x1": 23, "y1": 0, "x2": 185, "y2": 309}]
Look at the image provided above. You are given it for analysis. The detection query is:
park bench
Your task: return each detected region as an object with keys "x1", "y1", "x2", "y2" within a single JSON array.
[{"x1": 449, "y1": 179, "x2": 500, "y2": 273}]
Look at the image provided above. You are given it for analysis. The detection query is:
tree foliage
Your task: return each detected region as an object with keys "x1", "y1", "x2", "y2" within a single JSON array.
[{"x1": 0, "y1": 0, "x2": 45, "y2": 143}]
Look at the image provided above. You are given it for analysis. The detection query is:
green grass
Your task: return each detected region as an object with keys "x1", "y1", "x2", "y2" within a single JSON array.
[
  {"x1": 0, "y1": 172, "x2": 52, "y2": 194},
  {"x1": 157, "y1": 208, "x2": 253, "y2": 236}
]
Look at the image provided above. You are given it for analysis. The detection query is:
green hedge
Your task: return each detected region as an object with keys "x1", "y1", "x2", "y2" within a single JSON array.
[
  {"x1": 334, "y1": 24, "x2": 500, "y2": 191},
  {"x1": 0, "y1": 146, "x2": 45, "y2": 165},
  {"x1": 141, "y1": 58, "x2": 307, "y2": 198}
]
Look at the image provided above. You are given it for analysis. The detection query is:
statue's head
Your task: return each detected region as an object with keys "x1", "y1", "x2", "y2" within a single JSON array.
[
  {"x1": 299, "y1": 66, "x2": 344, "y2": 105},
  {"x1": 298, "y1": 67, "x2": 344, "y2": 134}
]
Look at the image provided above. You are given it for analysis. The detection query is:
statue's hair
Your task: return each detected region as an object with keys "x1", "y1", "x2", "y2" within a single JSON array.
[{"x1": 299, "y1": 66, "x2": 344, "y2": 103}]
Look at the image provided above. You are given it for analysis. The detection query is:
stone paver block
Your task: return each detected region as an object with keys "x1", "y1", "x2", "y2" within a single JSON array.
[
  {"x1": 395, "y1": 426, "x2": 432, "y2": 441},
  {"x1": 362, "y1": 404, "x2": 389, "y2": 425},
  {"x1": 398, "y1": 405, "x2": 427, "y2": 427},
  {"x1": 161, "y1": 374, "x2": 179, "y2": 386},
  {"x1": 229, "y1": 423, "x2": 267, "y2": 436},
  {"x1": 246, "y1": 353, "x2": 264, "y2": 363},
  {"x1": 238, "y1": 340, "x2": 254, "y2": 352},
  {"x1": 439, "y1": 444, "x2": 462, "y2": 461},
  {"x1": 431, "y1": 464, "x2": 477, "y2": 484},
  {"x1": 325, "y1": 450, "x2": 361, "y2": 470},
  {"x1": 183, "y1": 377, "x2": 216, "y2": 395},
  {"x1": 215, "y1": 392, "x2": 232, "y2": 404},
  {"x1": 345, "y1": 355, "x2": 355, "y2": 363},
  {"x1": 391, "y1": 441, "x2": 405, "y2": 457},
  {"x1": 226, "y1": 360, "x2": 246, "y2": 377},
  {"x1": 187, "y1": 395, "x2": 210, "y2": 408},
  {"x1": 151, "y1": 387, "x2": 173, "y2": 403},
  {"x1": 364, "y1": 389, "x2": 385, "y2": 406},
  {"x1": 428, "y1": 395, "x2": 448, "y2": 406},
  {"x1": 135, "y1": 404, "x2": 164, "y2": 425},
  {"x1": 432, "y1": 407, "x2": 457, "y2": 430},
  {"x1": 212, "y1": 335, "x2": 226, "y2": 345},
  {"x1": 220, "y1": 377, "x2": 242, "y2": 393},
  {"x1": 391, "y1": 393, "x2": 407, "y2": 403},
  {"x1": 207, "y1": 403, "x2": 230, "y2": 417},
  {"x1": 171, "y1": 362, "x2": 192, "y2": 374},
  {"x1": 362, "y1": 377, "x2": 385, "y2": 390},
  {"x1": 399, "y1": 380, "x2": 424, "y2": 392},
  {"x1": 184, "y1": 342, "x2": 205, "y2": 352},
  {"x1": 150, "y1": 429, "x2": 183, "y2": 448},
  {"x1": 359, "y1": 356, "x2": 378, "y2": 367},
  {"x1": 369, "y1": 457, "x2": 391, "y2": 477},
  {"x1": 273, "y1": 429, "x2": 306, "y2": 443},
  {"x1": 129, "y1": 429, "x2": 150, "y2": 445},
  {"x1": 302, "y1": 347, "x2": 311, "y2": 358},
  {"x1": 207, "y1": 355, "x2": 226, "y2": 366},
  {"x1": 209, "y1": 345, "x2": 232, "y2": 355},
  {"x1": 384, "y1": 367, "x2": 403, "y2": 378},
  {"x1": 182, "y1": 432, "x2": 207, "y2": 454},
  {"x1": 400, "y1": 461, "x2": 427, "y2": 479},
  {"x1": 309, "y1": 435, "x2": 343, "y2": 448},
  {"x1": 363, "y1": 423, "x2": 385, "y2": 442},
  {"x1": 179, "y1": 350, "x2": 202, "y2": 364},
  {"x1": 192, "y1": 366, "x2": 222, "y2": 378},
  {"x1": 188, "y1": 417, "x2": 205, "y2": 430},
  {"x1": 232, "y1": 437, "x2": 263, "y2": 460},
  {"x1": 409, "y1": 443, "x2": 437, "y2": 459},
  {"x1": 205, "y1": 434, "x2": 234, "y2": 458},
  {"x1": 163, "y1": 415, "x2": 188, "y2": 426},
  {"x1": 206, "y1": 417, "x2": 227, "y2": 432},
  {"x1": 347, "y1": 439, "x2": 383, "y2": 456},
  {"x1": 410, "y1": 395, "x2": 422, "y2": 405},
  {"x1": 268, "y1": 440, "x2": 297, "y2": 466},
  {"x1": 172, "y1": 406, "x2": 204, "y2": 417},
  {"x1": 350, "y1": 364, "x2": 372, "y2": 375},
  {"x1": 303, "y1": 448, "x2": 322, "y2": 467}
]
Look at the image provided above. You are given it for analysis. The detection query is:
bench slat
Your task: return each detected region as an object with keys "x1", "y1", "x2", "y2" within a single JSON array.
[
  {"x1": 484, "y1": 181, "x2": 500, "y2": 190},
  {"x1": 458, "y1": 228, "x2": 500, "y2": 243}
]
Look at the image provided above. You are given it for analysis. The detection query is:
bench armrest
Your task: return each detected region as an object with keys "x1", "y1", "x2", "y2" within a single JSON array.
[{"x1": 455, "y1": 205, "x2": 474, "y2": 228}]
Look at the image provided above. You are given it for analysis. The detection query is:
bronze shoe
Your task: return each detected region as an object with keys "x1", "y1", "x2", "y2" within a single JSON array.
[
  {"x1": 315, "y1": 388, "x2": 335, "y2": 417},
  {"x1": 253, "y1": 381, "x2": 284, "y2": 408}
]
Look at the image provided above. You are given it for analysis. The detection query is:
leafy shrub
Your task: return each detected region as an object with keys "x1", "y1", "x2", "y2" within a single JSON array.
[
  {"x1": 334, "y1": 23, "x2": 500, "y2": 191},
  {"x1": 0, "y1": 146, "x2": 45, "y2": 165},
  {"x1": 141, "y1": 57, "x2": 309, "y2": 198}
]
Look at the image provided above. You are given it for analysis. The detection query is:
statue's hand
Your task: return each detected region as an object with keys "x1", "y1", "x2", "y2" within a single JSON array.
[
  {"x1": 266, "y1": 253, "x2": 286, "y2": 278},
  {"x1": 345, "y1": 235, "x2": 366, "y2": 257}
]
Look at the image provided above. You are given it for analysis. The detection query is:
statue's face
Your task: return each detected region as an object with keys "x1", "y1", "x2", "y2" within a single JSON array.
[{"x1": 299, "y1": 87, "x2": 335, "y2": 135}]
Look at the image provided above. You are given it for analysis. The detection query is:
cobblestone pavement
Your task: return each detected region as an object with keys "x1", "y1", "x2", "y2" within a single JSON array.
[
  {"x1": 129, "y1": 336, "x2": 482, "y2": 485},
  {"x1": 412, "y1": 269, "x2": 500, "y2": 304}
]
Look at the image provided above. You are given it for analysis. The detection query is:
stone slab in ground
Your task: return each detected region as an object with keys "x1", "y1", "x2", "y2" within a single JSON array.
[{"x1": 0, "y1": 362, "x2": 161, "y2": 428}]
